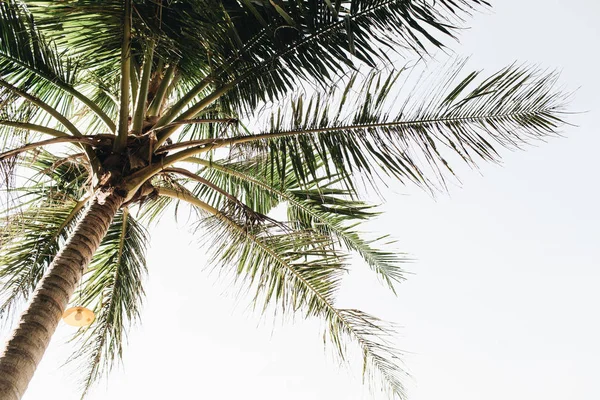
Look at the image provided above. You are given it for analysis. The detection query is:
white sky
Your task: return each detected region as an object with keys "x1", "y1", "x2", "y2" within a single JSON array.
[{"x1": 4, "y1": 0, "x2": 599, "y2": 399}]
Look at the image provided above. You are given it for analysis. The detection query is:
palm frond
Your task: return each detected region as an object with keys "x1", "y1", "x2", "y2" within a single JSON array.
[
  {"x1": 0, "y1": 0, "x2": 76, "y2": 119},
  {"x1": 0, "y1": 195, "x2": 86, "y2": 323},
  {"x1": 68, "y1": 209, "x2": 149, "y2": 397},
  {"x1": 0, "y1": 0, "x2": 115, "y2": 132},
  {"x1": 0, "y1": 78, "x2": 83, "y2": 137},
  {"x1": 164, "y1": 188, "x2": 407, "y2": 398},
  {"x1": 331, "y1": 308, "x2": 407, "y2": 397},
  {"x1": 224, "y1": 63, "x2": 567, "y2": 190},
  {"x1": 0, "y1": 148, "x2": 91, "y2": 321},
  {"x1": 24, "y1": 149, "x2": 90, "y2": 200},
  {"x1": 215, "y1": 0, "x2": 490, "y2": 113},
  {"x1": 151, "y1": 0, "x2": 490, "y2": 133},
  {"x1": 22, "y1": 0, "x2": 124, "y2": 72},
  {"x1": 190, "y1": 157, "x2": 408, "y2": 290}
]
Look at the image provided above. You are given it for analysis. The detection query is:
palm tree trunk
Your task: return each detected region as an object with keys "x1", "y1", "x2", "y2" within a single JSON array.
[{"x1": 0, "y1": 189, "x2": 124, "y2": 400}]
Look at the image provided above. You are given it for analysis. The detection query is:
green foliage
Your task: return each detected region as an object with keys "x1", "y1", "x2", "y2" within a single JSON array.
[
  {"x1": 69, "y1": 209, "x2": 149, "y2": 396},
  {"x1": 189, "y1": 156, "x2": 408, "y2": 290},
  {"x1": 240, "y1": 63, "x2": 566, "y2": 191},
  {"x1": 0, "y1": 0, "x2": 114, "y2": 134},
  {"x1": 0, "y1": 0, "x2": 569, "y2": 398},
  {"x1": 0, "y1": 196, "x2": 83, "y2": 321},
  {"x1": 0, "y1": 151, "x2": 89, "y2": 321},
  {"x1": 0, "y1": 0, "x2": 77, "y2": 124},
  {"x1": 198, "y1": 198, "x2": 407, "y2": 395},
  {"x1": 18, "y1": 0, "x2": 492, "y2": 117}
]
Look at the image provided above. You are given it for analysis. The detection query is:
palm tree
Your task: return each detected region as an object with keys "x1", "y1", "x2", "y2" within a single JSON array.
[{"x1": 0, "y1": 0, "x2": 567, "y2": 398}]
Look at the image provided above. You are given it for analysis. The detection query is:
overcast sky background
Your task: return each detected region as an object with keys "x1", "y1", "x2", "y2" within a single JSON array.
[{"x1": 5, "y1": 0, "x2": 599, "y2": 399}]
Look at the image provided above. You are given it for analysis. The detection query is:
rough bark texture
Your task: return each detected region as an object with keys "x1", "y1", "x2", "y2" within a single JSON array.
[{"x1": 0, "y1": 189, "x2": 124, "y2": 400}]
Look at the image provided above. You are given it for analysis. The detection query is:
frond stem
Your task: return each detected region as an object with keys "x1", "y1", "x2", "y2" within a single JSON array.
[
  {"x1": 0, "y1": 79, "x2": 84, "y2": 137},
  {"x1": 147, "y1": 64, "x2": 175, "y2": 116},
  {"x1": 0, "y1": 54, "x2": 116, "y2": 133},
  {"x1": 0, "y1": 120, "x2": 69, "y2": 138},
  {"x1": 130, "y1": 58, "x2": 139, "y2": 111},
  {"x1": 114, "y1": 0, "x2": 133, "y2": 152},
  {"x1": 0, "y1": 136, "x2": 99, "y2": 161},
  {"x1": 132, "y1": 40, "x2": 156, "y2": 135},
  {"x1": 162, "y1": 167, "x2": 246, "y2": 209},
  {"x1": 154, "y1": 81, "x2": 237, "y2": 148},
  {"x1": 156, "y1": 187, "x2": 218, "y2": 214}
]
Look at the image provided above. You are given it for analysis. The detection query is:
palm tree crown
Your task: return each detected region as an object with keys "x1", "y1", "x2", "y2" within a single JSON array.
[{"x1": 0, "y1": 0, "x2": 566, "y2": 398}]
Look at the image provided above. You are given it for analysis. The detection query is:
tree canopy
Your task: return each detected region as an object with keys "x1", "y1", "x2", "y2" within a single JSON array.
[{"x1": 0, "y1": 0, "x2": 567, "y2": 398}]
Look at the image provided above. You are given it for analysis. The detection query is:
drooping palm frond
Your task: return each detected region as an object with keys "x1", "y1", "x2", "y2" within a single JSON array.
[
  {"x1": 0, "y1": 150, "x2": 91, "y2": 321},
  {"x1": 218, "y1": 63, "x2": 567, "y2": 191},
  {"x1": 166, "y1": 189, "x2": 408, "y2": 397},
  {"x1": 0, "y1": 149, "x2": 89, "y2": 211},
  {"x1": 330, "y1": 308, "x2": 407, "y2": 397},
  {"x1": 25, "y1": 150, "x2": 90, "y2": 199},
  {"x1": 0, "y1": 195, "x2": 86, "y2": 322},
  {"x1": 0, "y1": 1, "x2": 71, "y2": 84},
  {"x1": 68, "y1": 209, "x2": 148, "y2": 397},
  {"x1": 185, "y1": 156, "x2": 407, "y2": 290},
  {"x1": 0, "y1": 76, "x2": 81, "y2": 138}
]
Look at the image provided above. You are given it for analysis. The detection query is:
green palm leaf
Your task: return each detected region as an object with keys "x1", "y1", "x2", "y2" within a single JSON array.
[
  {"x1": 0, "y1": 0, "x2": 114, "y2": 132},
  {"x1": 0, "y1": 150, "x2": 91, "y2": 320},
  {"x1": 229, "y1": 64, "x2": 566, "y2": 189},
  {"x1": 22, "y1": 0, "x2": 123, "y2": 71},
  {"x1": 188, "y1": 157, "x2": 408, "y2": 290},
  {"x1": 193, "y1": 194, "x2": 407, "y2": 397},
  {"x1": 0, "y1": 196, "x2": 86, "y2": 322},
  {"x1": 215, "y1": 0, "x2": 491, "y2": 112},
  {"x1": 68, "y1": 209, "x2": 149, "y2": 397}
]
